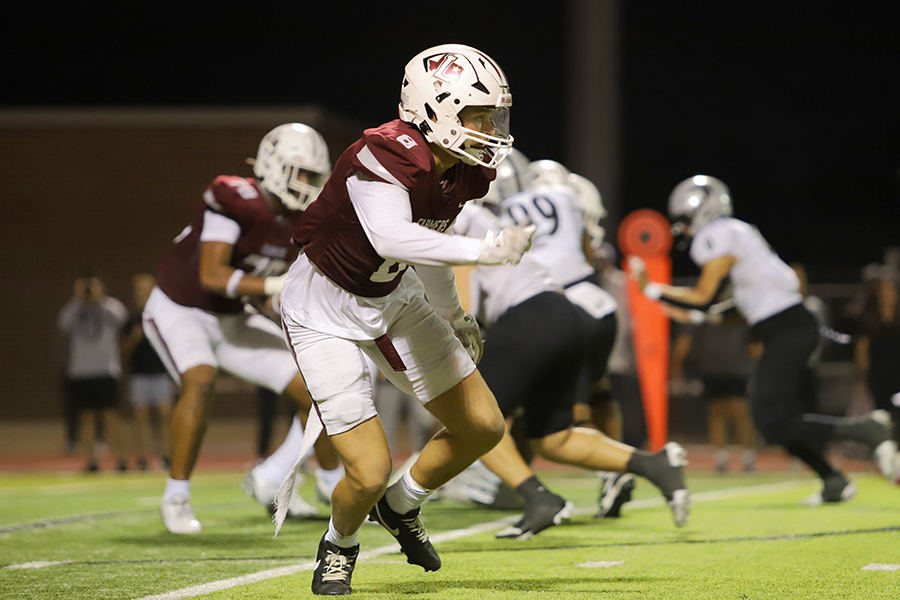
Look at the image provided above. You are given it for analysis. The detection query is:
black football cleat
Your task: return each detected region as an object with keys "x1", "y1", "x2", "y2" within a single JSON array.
[
  {"x1": 368, "y1": 496, "x2": 441, "y2": 571},
  {"x1": 496, "y1": 491, "x2": 574, "y2": 540},
  {"x1": 311, "y1": 534, "x2": 359, "y2": 596},
  {"x1": 596, "y1": 472, "x2": 635, "y2": 519}
]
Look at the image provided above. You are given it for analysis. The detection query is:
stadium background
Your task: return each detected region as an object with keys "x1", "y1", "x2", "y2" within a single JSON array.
[{"x1": 1, "y1": 1, "x2": 898, "y2": 431}]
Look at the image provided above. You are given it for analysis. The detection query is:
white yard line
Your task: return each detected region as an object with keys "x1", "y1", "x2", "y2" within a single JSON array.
[{"x1": 131, "y1": 478, "x2": 817, "y2": 600}]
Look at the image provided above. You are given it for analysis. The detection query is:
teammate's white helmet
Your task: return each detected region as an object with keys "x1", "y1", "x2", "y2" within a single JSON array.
[
  {"x1": 399, "y1": 44, "x2": 513, "y2": 169},
  {"x1": 568, "y1": 173, "x2": 607, "y2": 250},
  {"x1": 529, "y1": 160, "x2": 572, "y2": 189},
  {"x1": 479, "y1": 148, "x2": 531, "y2": 205},
  {"x1": 253, "y1": 123, "x2": 331, "y2": 212},
  {"x1": 668, "y1": 175, "x2": 732, "y2": 237}
]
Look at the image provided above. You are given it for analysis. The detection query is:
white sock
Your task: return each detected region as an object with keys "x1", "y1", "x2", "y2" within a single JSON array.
[
  {"x1": 315, "y1": 464, "x2": 345, "y2": 496},
  {"x1": 163, "y1": 478, "x2": 190, "y2": 501},
  {"x1": 254, "y1": 415, "x2": 305, "y2": 484},
  {"x1": 385, "y1": 470, "x2": 433, "y2": 515},
  {"x1": 324, "y1": 517, "x2": 358, "y2": 549}
]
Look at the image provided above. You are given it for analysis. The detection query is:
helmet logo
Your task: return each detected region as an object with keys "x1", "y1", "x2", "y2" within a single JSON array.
[{"x1": 428, "y1": 54, "x2": 465, "y2": 85}]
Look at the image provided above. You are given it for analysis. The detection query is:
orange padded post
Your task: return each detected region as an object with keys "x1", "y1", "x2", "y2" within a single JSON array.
[{"x1": 618, "y1": 209, "x2": 673, "y2": 451}]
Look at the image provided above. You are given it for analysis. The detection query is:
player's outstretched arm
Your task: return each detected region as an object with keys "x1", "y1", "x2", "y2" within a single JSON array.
[
  {"x1": 198, "y1": 241, "x2": 286, "y2": 298},
  {"x1": 348, "y1": 176, "x2": 534, "y2": 268}
]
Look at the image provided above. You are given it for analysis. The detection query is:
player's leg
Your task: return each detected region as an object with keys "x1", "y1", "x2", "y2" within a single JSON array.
[
  {"x1": 168, "y1": 365, "x2": 216, "y2": 480},
  {"x1": 753, "y1": 320, "x2": 893, "y2": 495},
  {"x1": 475, "y1": 293, "x2": 588, "y2": 538},
  {"x1": 478, "y1": 423, "x2": 572, "y2": 540},
  {"x1": 281, "y1": 319, "x2": 386, "y2": 593},
  {"x1": 533, "y1": 426, "x2": 690, "y2": 526},
  {"x1": 142, "y1": 289, "x2": 220, "y2": 533},
  {"x1": 361, "y1": 297, "x2": 503, "y2": 569}
]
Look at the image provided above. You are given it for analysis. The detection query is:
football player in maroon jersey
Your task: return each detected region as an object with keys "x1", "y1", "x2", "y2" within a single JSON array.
[
  {"x1": 143, "y1": 123, "x2": 341, "y2": 534},
  {"x1": 275, "y1": 45, "x2": 536, "y2": 595}
]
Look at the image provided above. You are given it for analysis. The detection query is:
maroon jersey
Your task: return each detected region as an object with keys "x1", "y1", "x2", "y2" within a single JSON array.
[
  {"x1": 157, "y1": 176, "x2": 302, "y2": 314},
  {"x1": 292, "y1": 120, "x2": 494, "y2": 298}
]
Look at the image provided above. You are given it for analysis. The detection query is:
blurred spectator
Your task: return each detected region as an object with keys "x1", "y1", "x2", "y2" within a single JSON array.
[
  {"x1": 854, "y1": 267, "x2": 900, "y2": 442},
  {"x1": 57, "y1": 271, "x2": 130, "y2": 472},
  {"x1": 122, "y1": 273, "x2": 174, "y2": 471},
  {"x1": 670, "y1": 310, "x2": 756, "y2": 472}
]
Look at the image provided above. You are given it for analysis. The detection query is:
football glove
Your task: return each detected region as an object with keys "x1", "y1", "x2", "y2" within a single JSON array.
[
  {"x1": 450, "y1": 312, "x2": 483, "y2": 363},
  {"x1": 477, "y1": 225, "x2": 536, "y2": 265}
]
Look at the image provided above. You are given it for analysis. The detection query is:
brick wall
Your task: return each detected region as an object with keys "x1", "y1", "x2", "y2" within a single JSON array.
[{"x1": 0, "y1": 107, "x2": 364, "y2": 419}]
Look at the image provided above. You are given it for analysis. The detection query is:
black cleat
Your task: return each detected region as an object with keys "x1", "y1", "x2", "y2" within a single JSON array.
[
  {"x1": 368, "y1": 497, "x2": 441, "y2": 571},
  {"x1": 643, "y1": 442, "x2": 691, "y2": 527},
  {"x1": 311, "y1": 534, "x2": 359, "y2": 595},
  {"x1": 496, "y1": 491, "x2": 574, "y2": 540},
  {"x1": 803, "y1": 472, "x2": 857, "y2": 506},
  {"x1": 596, "y1": 472, "x2": 635, "y2": 519}
]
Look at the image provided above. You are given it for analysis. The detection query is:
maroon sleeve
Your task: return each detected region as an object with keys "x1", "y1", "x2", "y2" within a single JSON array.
[
  {"x1": 202, "y1": 176, "x2": 263, "y2": 230},
  {"x1": 352, "y1": 129, "x2": 432, "y2": 191}
]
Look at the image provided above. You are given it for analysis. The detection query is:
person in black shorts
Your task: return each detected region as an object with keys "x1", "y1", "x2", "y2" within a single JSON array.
[{"x1": 58, "y1": 271, "x2": 130, "y2": 472}]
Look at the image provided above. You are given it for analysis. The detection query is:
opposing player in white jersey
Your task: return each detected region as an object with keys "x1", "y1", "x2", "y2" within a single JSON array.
[
  {"x1": 633, "y1": 175, "x2": 899, "y2": 504},
  {"x1": 452, "y1": 181, "x2": 690, "y2": 541},
  {"x1": 510, "y1": 160, "x2": 636, "y2": 516},
  {"x1": 143, "y1": 123, "x2": 342, "y2": 533}
]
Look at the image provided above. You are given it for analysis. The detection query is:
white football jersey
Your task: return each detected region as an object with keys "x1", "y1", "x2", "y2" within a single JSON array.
[
  {"x1": 690, "y1": 217, "x2": 802, "y2": 325},
  {"x1": 500, "y1": 184, "x2": 595, "y2": 286},
  {"x1": 500, "y1": 184, "x2": 616, "y2": 319},
  {"x1": 455, "y1": 203, "x2": 559, "y2": 327}
]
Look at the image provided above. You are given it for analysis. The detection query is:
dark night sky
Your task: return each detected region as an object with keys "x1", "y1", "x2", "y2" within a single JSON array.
[{"x1": 8, "y1": 2, "x2": 900, "y2": 280}]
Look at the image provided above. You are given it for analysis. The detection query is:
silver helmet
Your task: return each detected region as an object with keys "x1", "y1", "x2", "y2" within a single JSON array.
[
  {"x1": 668, "y1": 175, "x2": 732, "y2": 237},
  {"x1": 528, "y1": 159, "x2": 571, "y2": 189},
  {"x1": 568, "y1": 173, "x2": 606, "y2": 250},
  {"x1": 479, "y1": 148, "x2": 531, "y2": 205}
]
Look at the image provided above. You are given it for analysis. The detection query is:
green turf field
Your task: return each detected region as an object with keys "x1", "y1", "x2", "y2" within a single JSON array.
[{"x1": 2, "y1": 469, "x2": 898, "y2": 599}]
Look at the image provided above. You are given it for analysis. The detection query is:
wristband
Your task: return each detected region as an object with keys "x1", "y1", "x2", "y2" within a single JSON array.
[
  {"x1": 263, "y1": 275, "x2": 286, "y2": 296},
  {"x1": 642, "y1": 282, "x2": 663, "y2": 300},
  {"x1": 688, "y1": 310, "x2": 706, "y2": 324},
  {"x1": 225, "y1": 270, "x2": 245, "y2": 298}
]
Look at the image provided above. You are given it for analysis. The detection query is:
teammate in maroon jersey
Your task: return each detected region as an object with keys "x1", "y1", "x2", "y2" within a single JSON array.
[
  {"x1": 274, "y1": 44, "x2": 535, "y2": 595},
  {"x1": 143, "y1": 123, "x2": 341, "y2": 534}
]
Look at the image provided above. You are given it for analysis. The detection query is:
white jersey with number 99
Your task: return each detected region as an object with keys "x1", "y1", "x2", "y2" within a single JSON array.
[{"x1": 500, "y1": 184, "x2": 595, "y2": 287}]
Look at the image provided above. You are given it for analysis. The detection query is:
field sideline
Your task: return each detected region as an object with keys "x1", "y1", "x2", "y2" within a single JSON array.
[{"x1": 2, "y1": 468, "x2": 899, "y2": 599}]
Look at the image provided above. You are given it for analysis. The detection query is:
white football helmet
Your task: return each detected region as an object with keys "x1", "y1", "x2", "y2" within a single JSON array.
[
  {"x1": 529, "y1": 160, "x2": 572, "y2": 189},
  {"x1": 568, "y1": 173, "x2": 607, "y2": 250},
  {"x1": 399, "y1": 44, "x2": 513, "y2": 169},
  {"x1": 253, "y1": 123, "x2": 331, "y2": 212},
  {"x1": 668, "y1": 175, "x2": 732, "y2": 237},
  {"x1": 479, "y1": 148, "x2": 531, "y2": 205}
]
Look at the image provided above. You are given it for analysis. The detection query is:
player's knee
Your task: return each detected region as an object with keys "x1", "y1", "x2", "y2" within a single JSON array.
[
  {"x1": 472, "y1": 411, "x2": 506, "y2": 454},
  {"x1": 346, "y1": 464, "x2": 391, "y2": 499}
]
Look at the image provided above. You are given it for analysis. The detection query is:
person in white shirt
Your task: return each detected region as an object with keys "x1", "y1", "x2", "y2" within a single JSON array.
[
  {"x1": 632, "y1": 175, "x2": 899, "y2": 504},
  {"x1": 58, "y1": 272, "x2": 130, "y2": 472}
]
